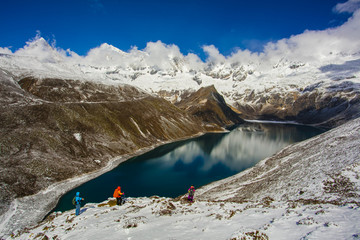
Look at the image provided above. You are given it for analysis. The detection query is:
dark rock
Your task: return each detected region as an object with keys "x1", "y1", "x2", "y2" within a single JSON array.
[
  {"x1": 176, "y1": 85, "x2": 244, "y2": 128},
  {"x1": 234, "y1": 85, "x2": 360, "y2": 128}
]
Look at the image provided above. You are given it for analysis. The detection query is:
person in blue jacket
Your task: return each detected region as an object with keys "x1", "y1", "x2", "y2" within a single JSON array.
[{"x1": 75, "y1": 192, "x2": 84, "y2": 216}]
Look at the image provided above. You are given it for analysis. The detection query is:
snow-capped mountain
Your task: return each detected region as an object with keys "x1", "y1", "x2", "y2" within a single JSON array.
[{"x1": 1, "y1": 30, "x2": 360, "y2": 127}]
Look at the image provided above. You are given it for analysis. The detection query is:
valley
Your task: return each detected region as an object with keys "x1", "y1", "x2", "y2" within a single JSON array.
[{"x1": 0, "y1": 34, "x2": 359, "y2": 238}]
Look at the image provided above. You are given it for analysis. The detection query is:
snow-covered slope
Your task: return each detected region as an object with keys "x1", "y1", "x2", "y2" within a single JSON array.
[
  {"x1": 196, "y1": 116, "x2": 360, "y2": 205},
  {"x1": 8, "y1": 196, "x2": 360, "y2": 240},
  {"x1": 8, "y1": 117, "x2": 360, "y2": 240}
]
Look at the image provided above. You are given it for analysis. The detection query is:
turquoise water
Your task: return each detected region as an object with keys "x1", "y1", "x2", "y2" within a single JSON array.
[{"x1": 53, "y1": 122, "x2": 324, "y2": 212}]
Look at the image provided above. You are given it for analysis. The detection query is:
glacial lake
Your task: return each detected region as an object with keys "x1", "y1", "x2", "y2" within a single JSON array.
[{"x1": 53, "y1": 122, "x2": 325, "y2": 212}]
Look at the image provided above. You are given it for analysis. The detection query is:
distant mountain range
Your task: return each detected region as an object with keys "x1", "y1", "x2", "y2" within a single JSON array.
[{"x1": 1, "y1": 37, "x2": 360, "y2": 127}]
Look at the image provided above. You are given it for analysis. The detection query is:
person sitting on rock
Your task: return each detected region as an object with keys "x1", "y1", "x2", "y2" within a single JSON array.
[
  {"x1": 188, "y1": 185, "x2": 195, "y2": 202},
  {"x1": 113, "y1": 186, "x2": 124, "y2": 205}
]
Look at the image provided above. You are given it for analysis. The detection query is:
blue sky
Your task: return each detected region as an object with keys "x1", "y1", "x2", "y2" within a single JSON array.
[{"x1": 0, "y1": 0, "x2": 351, "y2": 59}]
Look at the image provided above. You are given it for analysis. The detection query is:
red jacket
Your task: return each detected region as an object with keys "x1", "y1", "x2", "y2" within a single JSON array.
[{"x1": 113, "y1": 187, "x2": 124, "y2": 198}]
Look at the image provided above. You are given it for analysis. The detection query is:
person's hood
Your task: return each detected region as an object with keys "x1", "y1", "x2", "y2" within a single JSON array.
[{"x1": 76, "y1": 192, "x2": 80, "y2": 197}]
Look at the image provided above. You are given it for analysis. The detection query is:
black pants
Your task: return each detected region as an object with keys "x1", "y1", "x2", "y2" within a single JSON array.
[{"x1": 116, "y1": 197, "x2": 122, "y2": 205}]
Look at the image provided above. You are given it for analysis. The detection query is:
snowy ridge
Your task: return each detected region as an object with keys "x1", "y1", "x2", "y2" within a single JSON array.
[
  {"x1": 1, "y1": 18, "x2": 360, "y2": 105},
  {"x1": 1, "y1": 44, "x2": 359, "y2": 105},
  {"x1": 1, "y1": 39, "x2": 359, "y2": 130},
  {"x1": 196, "y1": 117, "x2": 360, "y2": 204}
]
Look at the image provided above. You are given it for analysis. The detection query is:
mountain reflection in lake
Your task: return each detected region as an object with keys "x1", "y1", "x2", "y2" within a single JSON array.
[{"x1": 53, "y1": 122, "x2": 324, "y2": 212}]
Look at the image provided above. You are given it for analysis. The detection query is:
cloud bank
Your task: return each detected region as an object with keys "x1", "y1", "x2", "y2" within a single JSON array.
[
  {"x1": 0, "y1": 47, "x2": 12, "y2": 55},
  {"x1": 334, "y1": 0, "x2": 360, "y2": 13},
  {"x1": 2, "y1": 0, "x2": 360, "y2": 71}
]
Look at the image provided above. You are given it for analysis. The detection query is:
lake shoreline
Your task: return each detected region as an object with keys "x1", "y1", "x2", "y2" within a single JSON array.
[
  {"x1": 0, "y1": 131, "x2": 220, "y2": 237},
  {"x1": 1, "y1": 120, "x2": 323, "y2": 237}
]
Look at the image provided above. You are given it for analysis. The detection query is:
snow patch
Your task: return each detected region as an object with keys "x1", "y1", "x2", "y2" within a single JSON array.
[
  {"x1": 130, "y1": 117, "x2": 147, "y2": 138},
  {"x1": 73, "y1": 133, "x2": 82, "y2": 142}
]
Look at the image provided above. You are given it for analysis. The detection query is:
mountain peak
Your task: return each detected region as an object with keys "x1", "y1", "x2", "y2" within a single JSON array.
[
  {"x1": 26, "y1": 37, "x2": 52, "y2": 50},
  {"x1": 10, "y1": 36, "x2": 66, "y2": 64},
  {"x1": 98, "y1": 43, "x2": 124, "y2": 54},
  {"x1": 176, "y1": 85, "x2": 244, "y2": 128}
]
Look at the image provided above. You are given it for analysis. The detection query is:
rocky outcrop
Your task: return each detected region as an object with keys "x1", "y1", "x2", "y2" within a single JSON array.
[
  {"x1": 233, "y1": 81, "x2": 360, "y2": 128},
  {"x1": 17, "y1": 77, "x2": 150, "y2": 103},
  {"x1": 176, "y1": 85, "x2": 244, "y2": 128}
]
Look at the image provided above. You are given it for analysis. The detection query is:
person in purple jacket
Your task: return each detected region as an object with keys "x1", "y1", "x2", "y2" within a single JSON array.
[{"x1": 188, "y1": 186, "x2": 195, "y2": 202}]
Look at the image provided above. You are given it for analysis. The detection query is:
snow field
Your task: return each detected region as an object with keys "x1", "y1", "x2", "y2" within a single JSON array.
[{"x1": 10, "y1": 196, "x2": 360, "y2": 240}]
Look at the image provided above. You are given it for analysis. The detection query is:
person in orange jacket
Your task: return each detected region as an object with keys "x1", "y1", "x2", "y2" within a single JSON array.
[{"x1": 113, "y1": 186, "x2": 124, "y2": 205}]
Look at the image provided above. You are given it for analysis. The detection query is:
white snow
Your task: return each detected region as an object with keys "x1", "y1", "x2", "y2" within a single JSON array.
[
  {"x1": 130, "y1": 117, "x2": 147, "y2": 138},
  {"x1": 73, "y1": 133, "x2": 82, "y2": 142},
  {"x1": 8, "y1": 196, "x2": 360, "y2": 240}
]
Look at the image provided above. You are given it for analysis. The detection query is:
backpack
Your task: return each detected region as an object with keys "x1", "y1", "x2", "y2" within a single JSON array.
[
  {"x1": 72, "y1": 197, "x2": 76, "y2": 205},
  {"x1": 189, "y1": 188, "x2": 194, "y2": 197}
]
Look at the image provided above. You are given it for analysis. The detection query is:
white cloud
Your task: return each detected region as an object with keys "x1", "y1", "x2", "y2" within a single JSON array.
[
  {"x1": 227, "y1": 6, "x2": 360, "y2": 65},
  {"x1": 82, "y1": 43, "x2": 128, "y2": 67},
  {"x1": 228, "y1": 48, "x2": 262, "y2": 65},
  {"x1": 334, "y1": 0, "x2": 360, "y2": 13},
  {"x1": 75, "y1": 40, "x2": 199, "y2": 71},
  {"x1": 184, "y1": 53, "x2": 205, "y2": 70},
  {"x1": 202, "y1": 45, "x2": 226, "y2": 64},
  {"x1": 14, "y1": 35, "x2": 64, "y2": 63},
  {"x1": 6, "y1": 2, "x2": 360, "y2": 73},
  {"x1": 143, "y1": 41, "x2": 183, "y2": 70},
  {"x1": 0, "y1": 47, "x2": 12, "y2": 54},
  {"x1": 11, "y1": 30, "x2": 82, "y2": 65}
]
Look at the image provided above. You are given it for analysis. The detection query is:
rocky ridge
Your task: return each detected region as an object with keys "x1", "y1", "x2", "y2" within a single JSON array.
[
  {"x1": 1, "y1": 39, "x2": 359, "y2": 128},
  {"x1": 176, "y1": 85, "x2": 244, "y2": 128}
]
